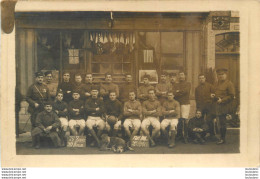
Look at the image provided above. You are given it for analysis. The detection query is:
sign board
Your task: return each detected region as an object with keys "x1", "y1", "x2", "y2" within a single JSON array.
[
  {"x1": 131, "y1": 136, "x2": 149, "y2": 148},
  {"x1": 67, "y1": 136, "x2": 86, "y2": 147}
]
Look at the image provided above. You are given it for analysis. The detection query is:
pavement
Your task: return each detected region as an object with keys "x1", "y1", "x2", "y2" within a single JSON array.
[{"x1": 16, "y1": 128, "x2": 239, "y2": 155}]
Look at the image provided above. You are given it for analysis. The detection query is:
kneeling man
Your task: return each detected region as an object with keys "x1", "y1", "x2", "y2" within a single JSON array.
[
  {"x1": 31, "y1": 101, "x2": 61, "y2": 149},
  {"x1": 161, "y1": 91, "x2": 180, "y2": 148},
  {"x1": 141, "y1": 89, "x2": 161, "y2": 147}
]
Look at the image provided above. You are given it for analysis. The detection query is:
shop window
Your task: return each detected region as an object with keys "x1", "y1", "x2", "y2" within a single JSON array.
[
  {"x1": 68, "y1": 49, "x2": 80, "y2": 64},
  {"x1": 37, "y1": 30, "x2": 60, "y2": 71},
  {"x1": 89, "y1": 31, "x2": 134, "y2": 78}
]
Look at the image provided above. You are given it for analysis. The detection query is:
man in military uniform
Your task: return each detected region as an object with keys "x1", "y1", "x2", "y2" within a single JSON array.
[
  {"x1": 26, "y1": 72, "x2": 50, "y2": 128},
  {"x1": 210, "y1": 68, "x2": 235, "y2": 144},
  {"x1": 31, "y1": 101, "x2": 61, "y2": 149}
]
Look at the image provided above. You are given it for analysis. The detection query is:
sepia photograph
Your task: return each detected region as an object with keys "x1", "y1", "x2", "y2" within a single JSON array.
[{"x1": 14, "y1": 10, "x2": 240, "y2": 155}]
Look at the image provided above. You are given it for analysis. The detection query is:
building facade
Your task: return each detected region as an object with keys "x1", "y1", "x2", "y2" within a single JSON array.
[{"x1": 15, "y1": 11, "x2": 240, "y2": 116}]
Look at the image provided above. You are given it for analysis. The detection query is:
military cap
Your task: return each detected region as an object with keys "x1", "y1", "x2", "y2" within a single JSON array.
[
  {"x1": 35, "y1": 72, "x2": 44, "y2": 77},
  {"x1": 216, "y1": 68, "x2": 228, "y2": 74},
  {"x1": 169, "y1": 73, "x2": 177, "y2": 77},
  {"x1": 44, "y1": 101, "x2": 53, "y2": 106},
  {"x1": 72, "y1": 90, "x2": 81, "y2": 94},
  {"x1": 161, "y1": 71, "x2": 168, "y2": 76},
  {"x1": 91, "y1": 85, "x2": 99, "y2": 91},
  {"x1": 44, "y1": 71, "x2": 52, "y2": 76}
]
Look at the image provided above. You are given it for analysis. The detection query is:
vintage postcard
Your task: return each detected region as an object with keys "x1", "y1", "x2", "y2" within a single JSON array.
[{"x1": 1, "y1": 0, "x2": 259, "y2": 167}]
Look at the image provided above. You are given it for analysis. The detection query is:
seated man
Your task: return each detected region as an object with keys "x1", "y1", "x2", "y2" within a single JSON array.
[
  {"x1": 31, "y1": 101, "x2": 61, "y2": 149},
  {"x1": 161, "y1": 91, "x2": 180, "y2": 148},
  {"x1": 137, "y1": 74, "x2": 154, "y2": 103},
  {"x1": 85, "y1": 86, "x2": 106, "y2": 147},
  {"x1": 53, "y1": 92, "x2": 69, "y2": 146},
  {"x1": 105, "y1": 91, "x2": 123, "y2": 137},
  {"x1": 123, "y1": 91, "x2": 142, "y2": 145},
  {"x1": 141, "y1": 89, "x2": 161, "y2": 147},
  {"x1": 68, "y1": 91, "x2": 85, "y2": 136},
  {"x1": 188, "y1": 110, "x2": 209, "y2": 144},
  {"x1": 100, "y1": 73, "x2": 119, "y2": 102}
]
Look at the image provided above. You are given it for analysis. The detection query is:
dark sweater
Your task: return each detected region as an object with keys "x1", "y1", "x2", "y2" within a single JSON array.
[
  {"x1": 173, "y1": 80, "x2": 191, "y2": 105},
  {"x1": 53, "y1": 100, "x2": 68, "y2": 118},
  {"x1": 142, "y1": 99, "x2": 161, "y2": 118},
  {"x1": 85, "y1": 98, "x2": 105, "y2": 117},
  {"x1": 105, "y1": 99, "x2": 123, "y2": 120},
  {"x1": 57, "y1": 81, "x2": 74, "y2": 103},
  {"x1": 162, "y1": 99, "x2": 180, "y2": 118},
  {"x1": 124, "y1": 100, "x2": 142, "y2": 119},
  {"x1": 68, "y1": 99, "x2": 85, "y2": 119}
]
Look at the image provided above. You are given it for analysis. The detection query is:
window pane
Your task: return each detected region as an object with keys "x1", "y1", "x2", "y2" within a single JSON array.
[
  {"x1": 161, "y1": 56, "x2": 183, "y2": 70},
  {"x1": 123, "y1": 64, "x2": 131, "y2": 74},
  {"x1": 113, "y1": 64, "x2": 122, "y2": 74},
  {"x1": 161, "y1": 32, "x2": 183, "y2": 53}
]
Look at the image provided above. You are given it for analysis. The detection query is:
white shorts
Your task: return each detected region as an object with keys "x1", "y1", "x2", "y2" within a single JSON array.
[
  {"x1": 106, "y1": 121, "x2": 122, "y2": 131},
  {"x1": 86, "y1": 116, "x2": 105, "y2": 129},
  {"x1": 161, "y1": 118, "x2": 178, "y2": 130},
  {"x1": 181, "y1": 104, "x2": 190, "y2": 119},
  {"x1": 69, "y1": 119, "x2": 85, "y2": 128},
  {"x1": 123, "y1": 119, "x2": 141, "y2": 129},
  {"x1": 59, "y1": 117, "x2": 69, "y2": 127}
]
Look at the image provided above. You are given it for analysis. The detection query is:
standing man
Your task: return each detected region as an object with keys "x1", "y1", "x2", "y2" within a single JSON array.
[
  {"x1": 211, "y1": 68, "x2": 235, "y2": 144},
  {"x1": 105, "y1": 91, "x2": 123, "y2": 137},
  {"x1": 161, "y1": 91, "x2": 180, "y2": 148},
  {"x1": 170, "y1": 73, "x2": 178, "y2": 88},
  {"x1": 172, "y1": 71, "x2": 191, "y2": 143},
  {"x1": 44, "y1": 71, "x2": 58, "y2": 100},
  {"x1": 123, "y1": 91, "x2": 142, "y2": 145},
  {"x1": 195, "y1": 73, "x2": 215, "y2": 138},
  {"x1": 57, "y1": 71, "x2": 74, "y2": 103},
  {"x1": 137, "y1": 74, "x2": 154, "y2": 103},
  {"x1": 26, "y1": 72, "x2": 50, "y2": 128},
  {"x1": 31, "y1": 101, "x2": 61, "y2": 149},
  {"x1": 85, "y1": 86, "x2": 106, "y2": 147},
  {"x1": 119, "y1": 74, "x2": 136, "y2": 103},
  {"x1": 100, "y1": 73, "x2": 119, "y2": 102},
  {"x1": 155, "y1": 72, "x2": 172, "y2": 105},
  {"x1": 141, "y1": 89, "x2": 161, "y2": 147},
  {"x1": 73, "y1": 73, "x2": 87, "y2": 101}
]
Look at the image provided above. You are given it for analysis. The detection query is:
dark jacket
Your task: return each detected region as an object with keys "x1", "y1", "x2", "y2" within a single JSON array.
[
  {"x1": 26, "y1": 83, "x2": 50, "y2": 113},
  {"x1": 35, "y1": 110, "x2": 61, "y2": 130},
  {"x1": 85, "y1": 97, "x2": 105, "y2": 117},
  {"x1": 172, "y1": 81, "x2": 191, "y2": 105},
  {"x1": 68, "y1": 100, "x2": 85, "y2": 119},
  {"x1": 53, "y1": 100, "x2": 68, "y2": 118},
  {"x1": 214, "y1": 80, "x2": 235, "y2": 115},
  {"x1": 105, "y1": 99, "x2": 123, "y2": 120},
  {"x1": 195, "y1": 82, "x2": 215, "y2": 110},
  {"x1": 188, "y1": 117, "x2": 208, "y2": 132}
]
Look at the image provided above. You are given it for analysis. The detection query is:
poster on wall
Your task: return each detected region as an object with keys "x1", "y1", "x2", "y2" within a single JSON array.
[{"x1": 139, "y1": 70, "x2": 158, "y2": 84}]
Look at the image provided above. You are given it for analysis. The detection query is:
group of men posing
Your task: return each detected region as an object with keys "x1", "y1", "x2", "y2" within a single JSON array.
[{"x1": 26, "y1": 68, "x2": 235, "y2": 149}]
